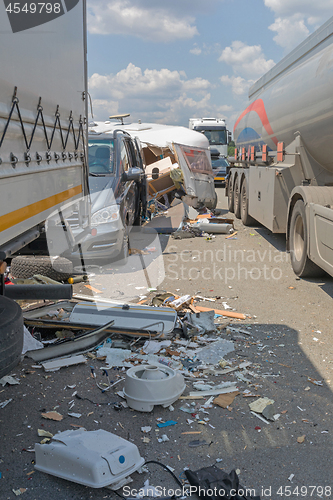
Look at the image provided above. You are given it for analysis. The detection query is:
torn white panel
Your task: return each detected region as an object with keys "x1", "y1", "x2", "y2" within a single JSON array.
[{"x1": 41, "y1": 355, "x2": 87, "y2": 372}]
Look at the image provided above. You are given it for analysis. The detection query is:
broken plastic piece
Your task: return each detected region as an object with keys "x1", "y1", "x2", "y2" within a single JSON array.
[{"x1": 34, "y1": 428, "x2": 145, "y2": 489}]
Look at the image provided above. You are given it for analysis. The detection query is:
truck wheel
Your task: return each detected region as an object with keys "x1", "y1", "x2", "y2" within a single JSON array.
[
  {"x1": 227, "y1": 176, "x2": 234, "y2": 213},
  {"x1": 10, "y1": 255, "x2": 73, "y2": 282},
  {"x1": 234, "y1": 179, "x2": 241, "y2": 219},
  {"x1": 240, "y1": 181, "x2": 255, "y2": 226},
  {"x1": 290, "y1": 200, "x2": 324, "y2": 278},
  {"x1": 0, "y1": 296, "x2": 24, "y2": 379}
]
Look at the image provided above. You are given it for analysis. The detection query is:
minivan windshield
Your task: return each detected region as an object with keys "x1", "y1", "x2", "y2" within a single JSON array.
[{"x1": 88, "y1": 139, "x2": 115, "y2": 175}]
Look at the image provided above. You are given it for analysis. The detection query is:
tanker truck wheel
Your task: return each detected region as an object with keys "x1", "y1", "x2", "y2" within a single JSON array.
[
  {"x1": 227, "y1": 176, "x2": 234, "y2": 213},
  {"x1": 10, "y1": 255, "x2": 73, "y2": 282},
  {"x1": 290, "y1": 200, "x2": 324, "y2": 278},
  {"x1": 0, "y1": 296, "x2": 24, "y2": 378},
  {"x1": 233, "y1": 179, "x2": 241, "y2": 218},
  {"x1": 240, "y1": 180, "x2": 256, "y2": 226}
]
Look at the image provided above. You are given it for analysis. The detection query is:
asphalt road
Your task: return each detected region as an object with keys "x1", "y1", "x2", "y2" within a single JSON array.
[{"x1": 1, "y1": 188, "x2": 332, "y2": 500}]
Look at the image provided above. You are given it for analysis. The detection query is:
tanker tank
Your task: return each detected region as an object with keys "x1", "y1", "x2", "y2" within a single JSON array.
[{"x1": 234, "y1": 16, "x2": 333, "y2": 173}]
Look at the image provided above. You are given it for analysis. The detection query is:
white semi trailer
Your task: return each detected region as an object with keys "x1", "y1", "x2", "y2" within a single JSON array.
[
  {"x1": 227, "y1": 16, "x2": 333, "y2": 278},
  {"x1": 0, "y1": 1, "x2": 90, "y2": 376}
]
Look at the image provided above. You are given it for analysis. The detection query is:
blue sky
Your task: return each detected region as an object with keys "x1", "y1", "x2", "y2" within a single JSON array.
[{"x1": 86, "y1": 0, "x2": 332, "y2": 133}]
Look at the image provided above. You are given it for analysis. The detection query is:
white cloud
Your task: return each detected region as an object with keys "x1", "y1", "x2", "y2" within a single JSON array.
[
  {"x1": 190, "y1": 46, "x2": 202, "y2": 55},
  {"x1": 219, "y1": 41, "x2": 275, "y2": 78},
  {"x1": 264, "y1": 0, "x2": 332, "y2": 18},
  {"x1": 220, "y1": 75, "x2": 255, "y2": 96},
  {"x1": 269, "y1": 16, "x2": 309, "y2": 51},
  {"x1": 264, "y1": 0, "x2": 332, "y2": 50},
  {"x1": 88, "y1": 63, "x2": 221, "y2": 125},
  {"x1": 87, "y1": 0, "x2": 198, "y2": 42}
]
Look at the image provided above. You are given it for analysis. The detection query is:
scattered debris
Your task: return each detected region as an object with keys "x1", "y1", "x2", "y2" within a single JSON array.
[
  {"x1": 0, "y1": 375, "x2": 20, "y2": 386},
  {"x1": 297, "y1": 435, "x2": 306, "y2": 444},
  {"x1": 12, "y1": 488, "x2": 27, "y2": 496},
  {"x1": 41, "y1": 355, "x2": 87, "y2": 372},
  {"x1": 37, "y1": 429, "x2": 53, "y2": 438},
  {"x1": 41, "y1": 411, "x2": 63, "y2": 422},
  {"x1": 0, "y1": 399, "x2": 13, "y2": 409},
  {"x1": 213, "y1": 391, "x2": 240, "y2": 408},
  {"x1": 307, "y1": 377, "x2": 323, "y2": 386},
  {"x1": 157, "y1": 420, "x2": 177, "y2": 428}
]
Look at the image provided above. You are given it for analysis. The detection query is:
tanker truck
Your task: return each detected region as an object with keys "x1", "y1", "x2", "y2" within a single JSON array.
[
  {"x1": 227, "y1": 15, "x2": 333, "y2": 278},
  {"x1": 0, "y1": 1, "x2": 90, "y2": 377}
]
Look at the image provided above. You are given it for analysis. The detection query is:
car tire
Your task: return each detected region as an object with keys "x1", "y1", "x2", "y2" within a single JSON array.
[
  {"x1": 0, "y1": 296, "x2": 24, "y2": 378},
  {"x1": 10, "y1": 255, "x2": 73, "y2": 282},
  {"x1": 289, "y1": 200, "x2": 325, "y2": 278}
]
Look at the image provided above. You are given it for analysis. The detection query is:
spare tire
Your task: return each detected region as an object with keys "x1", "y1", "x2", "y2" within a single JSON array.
[
  {"x1": 0, "y1": 296, "x2": 24, "y2": 378},
  {"x1": 10, "y1": 255, "x2": 73, "y2": 282}
]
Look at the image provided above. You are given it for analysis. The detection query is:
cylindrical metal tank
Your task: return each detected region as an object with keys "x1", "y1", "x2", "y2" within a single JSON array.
[{"x1": 234, "y1": 16, "x2": 333, "y2": 173}]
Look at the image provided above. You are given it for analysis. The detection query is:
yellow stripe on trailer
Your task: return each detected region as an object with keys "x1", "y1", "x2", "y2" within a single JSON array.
[{"x1": 0, "y1": 185, "x2": 82, "y2": 232}]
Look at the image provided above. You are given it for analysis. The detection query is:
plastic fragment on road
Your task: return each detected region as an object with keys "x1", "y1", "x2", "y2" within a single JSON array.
[
  {"x1": 34, "y1": 428, "x2": 145, "y2": 489},
  {"x1": 41, "y1": 411, "x2": 63, "y2": 421},
  {"x1": 22, "y1": 326, "x2": 44, "y2": 355},
  {"x1": 189, "y1": 382, "x2": 238, "y2": 398},
  {"x1": 142, "y1": 340, "x2": 172, "y2": 354},
  {"x1": 196, "y1": 339, "x2": 235, "y2": 365},
  {"x1": 250, "y1": 411, "x2": 270, "y2": 424},
  {"x1": 12, "y1": 488, "x2": 27, "y2": 496},
  {"x1": 158, "y1": 434, "x2": 169, "y2": 442},
  {"x1": 141, "y1": 426, "x2": 152, "y2": 433},
  {"x1": 68, "y1": 413, "x2": 82, "y2": 419},
  {"x1": 0, "y1": 398, "x2": 13, "y2": 409},
  {"x1": 307, "y1": 377, "x2": 323, "y2": 386},
  {"x1": 297, "y1": 435, "x2": 306, "y2": 443},
  {"x1": 0, "y1": 375, "x2": 20, "y2": 386},
  {"x1": 184, "y1": 310, "x2": 216, "y2": 333},
  {"x1": 169, "y1": 295, "x2": 192, "y2": 311},
  {"x1": 249, "y1": 397, "x2": 275, "y2": 414},
  {"x1": 139, "y1": 480, "x2": 161, "y2": 497},
  {"x1": 41, "y1": 355, "x2": 87, "y2": 372},
  {"x1": 38, "y1": 429, "x2": 53, "y2": 438},
  {"x1": 157, "y1": 420, "x2": 177, "y2": 428}
]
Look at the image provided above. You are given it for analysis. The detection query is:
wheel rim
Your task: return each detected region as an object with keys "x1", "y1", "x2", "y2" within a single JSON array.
[{"x1": 293, "y1": 213, "x2": 305, "y2": 262}]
